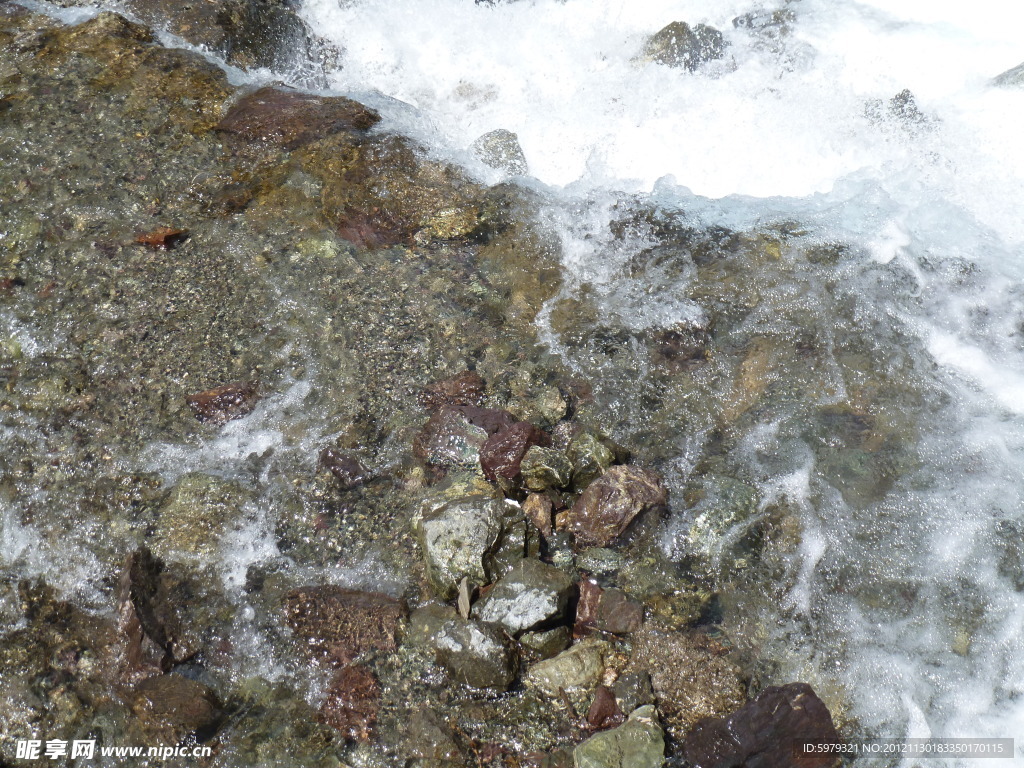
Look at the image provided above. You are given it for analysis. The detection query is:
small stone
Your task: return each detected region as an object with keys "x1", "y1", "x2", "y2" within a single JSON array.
[
  {"x1": 520, "y1": 445, "x2": 572, "y2": 491},
  {"x1": 523, "y1": 493, "x2": 554, "y2": 538},
  {"x1": 574, "y1": 705, "x2": 665, "y2": 768},
  {"x1": 319, "y1": 448, "x2": 368, "y2": 490},
  {"x1": 683, "y1": 683, "x2": 839, "y2": 768},
  {"x1": 480, "y1": 421, "x2": 551, "y2": 484},
  {"x1": 419, "y1": 370, "x2": 486, "y2": 409},
  {"x1": 526, "y1": 639, "x2": 609, "y2": 696},
  {"x1": 575, "y1": 579, "x2": 645, "y2": 635},
  {"x1": 519, "y1": 626, "x2": 571, "y2": 659},
  {"x1": 640, "y1": 21, "x2": 726, "y2": 71},
  {"x1": 568, "y1": 466, "x2": 668, "y2": 548},
  {"x1": 130, "y1": 675, "x2": 223, "y2": 742},
  {"x1": 136, "y1": 226, "x2": 189, "y2": 250},
  {"x1": 216, "y1": 86, "x2": 380, "y2": 149},
  {"x1": 472, "y1": 558, "x2": 574, "y2": 635},
  {"x1": 318, "y1": 664, "x2": 380, "y2": 742},
  {"x1": 186, "y1": 381, "x2": 258, "y2": 425},
  {"x1": 471, "y1": 129, "x2": 529, "y2": 175},
  {"x1": 434, "y1": 617, "x2": 517, "y2": 691},
  {"x1": 416, "y1": 496, "x2": 505, "y2": 600},
  {"x1": 283, "y1": 586, "x2": 406, "y2": 666}
]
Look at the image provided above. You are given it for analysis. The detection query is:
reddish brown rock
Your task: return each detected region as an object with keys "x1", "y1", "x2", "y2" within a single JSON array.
[
  {"x1": 130, "y1": 675, "x2": 223, "y2": 742},
  {"x1": 567, "y1": 465, "x2": 668, "y2": 547},
  {"x1": 283, "y1": 586, "x2": 406, "y2": 666},
  {"x1": 479, "y1": 421, "x2": 551, "y2": 483},
  {"x1": 414, "y1": 405, "x2": 517, "y2": 470},
  {"x1": 135, "y1": 226, "x2": 188, "y2": 250},
  {"x1": 216, "y1": 87, "x2": 380, "y2": 149},
  {"x1": 683, "y1": 683, "x2": 841, "y2": 768},
  {"x1": 587, "y1": 685, "x2": 625, "y2": 731},
  {"x1": 574, "y1": 579, "x2": 644, "y2": 636},
  {"x1": 319, "y1": 448, "x2": 368, "y2": 490},
  {"x1": 318, "y1": 664, "x2": 381, "y2": 742},
  {"x1": 419, "y1": 370, "x2": 486, "y2": 410},
  {"x1": 186, "y1": 381, "x2": 259, "y2": 425},
  {"x1": 117, "y1": 548, "x2": 172, "y2": 683}
]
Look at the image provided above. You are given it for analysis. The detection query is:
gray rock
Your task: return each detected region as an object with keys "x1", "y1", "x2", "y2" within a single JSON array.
[
  {"x1": 472, "y1": 557, "x2": 574, "y2": 635},
  {"x1": 406, "y1": 603, "x2": 458, "y2": 648},
  {"x1": 612, "y1": 671, "x2": 655, "y2": 716},
  {"x1": 471, "y1": 129, "x2": 529, "y2": 175},
  {"x1": 639, "y1": 21, "x2": 726, "y2": 71},
  {"x1": 521, "y1": 445, "x2": 572, "y2": 491},
  {"x1": 520, "y1": 626, "x2": 572, "y2": 659},
  {"x1": 433, "y1": 617, "x2": 517, "y2": 691},
  {"x1": 993, "y1": 62, "x2": 1024, "y2": 88},
  {"x1": 526, "y1": 639, "x2": 609, "y2": 696},
  {"x1": 573, "y1": 705, "x2": 665, "y2": 768},
  {"x1": 416, "y1": 496, "x2": 505, "y2": 600}
]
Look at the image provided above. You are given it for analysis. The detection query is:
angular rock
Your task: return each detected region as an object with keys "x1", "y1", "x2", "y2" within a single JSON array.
[
  {"x1": 406, "y1": 603, "x2": 458, "y2": 648},
  {"x1": 575, "y1": 579, "x2": 644, "y2": 635},
  {"x1": 471, "y1": 129, "x2": 529, "y2": 175},
  {"x1": 586, "y1": 685, "x2": 625, "y2": 731},
  {"x1": 472, "y1": 557, "x2": 574, "y2": 635},
  {"x1": 317, "y1": 664, "x2": 380, "y2": 742},
  {"x1": 283, "y1": 586, "x2": 406, "y2": 666},
  {"x1": 186, "y1": 381, "x2": 259, "y2": 425},
  {"x1": 566, "y1": 431, "x2": 616, "y2": 491},
  {"x1": 574, "y1": 705, "x2": 664, "y2": 768},
  {"x1": 319, "y1": 447, "x2": 368, "y2": 490},
  {"x1": 612, "y1": 671, "x2": 655, "y2": 716},
  {"x1": 216, "y1": 87, "x2": 380, "y2": 150},
  {"x1": 626, "y1": 626, "x2": 746, "y2": 744},
  {"x1": 416, "y1": 496, "x2": 505, "y2": 599},
  {"x1": 433, "y1": 617, "x2": 517, "y2": 691},
  {"x1": 479, "y1": 421, "x2": 551, "y2": 483},
  {"x1": 640, "y1": 21, "x2": 726, "y2": 71},
  {"x1": 526, "y1": 639, "x2": 609, "y2": 696},
  {"x1": 520, "y1": 445, "x2": 572, "y2": 491},
  {"x1": 130, "y1": 675, "x2": 223, "y2": 743},
  {"x1": 523, "y1": 492, "x2": 554, "y2": 538},
  {"x1": 567, "y1": 466, "x2": 668, "y2": 547},
  {"x1": 683, "y1": 683, "x2": 840, "y2": 768},
  {"x1": 419, "y1": 370, "x2": 486, "y2": 409},
  {"x1": 519, "y1": 626, "x2": 571, "y2": 659}
]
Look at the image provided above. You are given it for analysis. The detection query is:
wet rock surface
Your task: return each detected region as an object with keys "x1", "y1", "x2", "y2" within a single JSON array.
[
  {"x1": 433, "y1": 616, "x2": 517, "y2": 691},
  {"x1": 567, "y1": 465, "x2": 668, "y2": 547},
  {"x1": 573, "y1": 705, "x2": 665, "y2": 768},
  {"x1": 472, "y1": 557, "x2": 574, "y2": 635},
  {"x1": 640, "y1": 21, "x2": 726, "y2": 71},
  {"x1": 417, "y1": 495, "x2": 505, "y2": 599}
]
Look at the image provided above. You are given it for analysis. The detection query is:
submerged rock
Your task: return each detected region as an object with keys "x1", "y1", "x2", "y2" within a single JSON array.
[
  {"x1": 626, "y1": 626, "x2": 746, "y2": 744},
  {"x1": 317, "y1": 664, "x2": 380, "y2": 742},
  {"x1": 472, "y1": 557, "x2": 574, "y2": 635},
  {"x1": 521, "y1": 445, "x2": 572, "y2": 491},
  {"x1": 567, "y1": 466, "x2": 668, "y2": 548},
  {"x1": 566, "y1": 431, "x2": 617, "y2": 491},
  {"x1": 416, "y1": 496, "x2": 505, "y2": 599},
  {"x1": 519, "y1": 626, "x2": 572, "y2": 659},
  {"x1": 683, "y1": 683, "x2": 840, "y2": 768},
  {"x1": 479, "y1": 420, "x2": 551, "y2": 484},
  {"x1": 433, "y1": 617, "x2": 517, "y2": 691},
  {"x1": 151, "y1": 473, "x2": 252, "y2": 563},
  {"x1": 573, "y1": 705, "x2": 665, "y2": 768},
  {"x1": 471, "y1": 128, "x2": 529, "y2": 175},
  {"x1": 216, "y1": 86, "x2": 380, "y2": 149},
  {"x1": 639, "y1": 21, "x2": 726, "y2": 71},
  {"x1": 319, "y1": 447, "x2": 369, "y2": 490},
  {"x1": 282, "y1": 586, "x2": 406, "y2": 666},
  {"x1": 186, "y1": 381, "x2": 259, "y2": 424},
  {"x1": 415, "y1": 405, "x2": 517, "y2": 470},
  {"x1": 575, "y1": 579, "x2": 644, "y2": 635},
  {"x1": 419, "y1": 370, "x2": 486, "y2": 409},
  {"x1": 130, "y1": 674, "x2": 223, "y2": 743}
]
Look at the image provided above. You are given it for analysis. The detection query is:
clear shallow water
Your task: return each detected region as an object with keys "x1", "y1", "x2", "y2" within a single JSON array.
[{"x1": 297, "y1": 0, "x2": 1024, "y2": 762}]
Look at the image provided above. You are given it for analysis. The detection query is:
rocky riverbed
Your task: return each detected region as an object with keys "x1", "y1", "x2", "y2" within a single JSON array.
[{"x1": 0, "y1": 1, "x2": 961, "y2": 766}]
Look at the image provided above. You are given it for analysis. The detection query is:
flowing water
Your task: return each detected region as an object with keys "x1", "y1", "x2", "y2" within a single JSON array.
[{"x1": 292, "y1": 0, "x2": 1024, "y2": 760}]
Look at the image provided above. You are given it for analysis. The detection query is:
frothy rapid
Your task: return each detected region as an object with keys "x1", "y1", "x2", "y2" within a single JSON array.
[{"x1": 298, "y1": 0, "x2": 1024, "y2": 761}]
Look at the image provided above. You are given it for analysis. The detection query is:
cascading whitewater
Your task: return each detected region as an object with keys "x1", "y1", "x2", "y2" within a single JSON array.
[{"x1": 297, "y1": 0, "x2": 1024, "y2": 760}]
